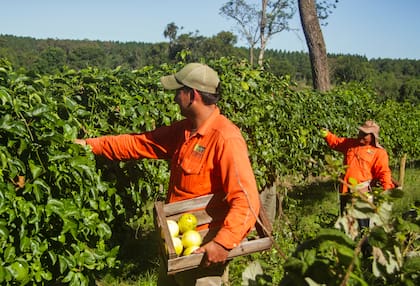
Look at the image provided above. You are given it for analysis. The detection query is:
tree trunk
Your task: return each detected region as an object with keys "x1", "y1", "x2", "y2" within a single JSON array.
[
  {"x1": 399, "y1": 153, "x2": 407, "y2": 189},
  {"x1": 258, "y1": 43, "x2": 266, "y2": 67},
  {"x1": 249, "y1": 45, "x2": 254, "y2": 66},
  {"x1": 258, "y1": 0, "x2": 268, "y2": 66},
  {"x1": 298, "y1": 0, "x2": 331, "y2": 91}
]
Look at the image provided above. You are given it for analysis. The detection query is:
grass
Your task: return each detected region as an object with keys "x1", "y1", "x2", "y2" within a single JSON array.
[
  {"x1": 96, "y1": 166, "x2": 420, "y2": 285},
  {"x1": 392, "y1": 163, "x2": 420, "y2": 215}
]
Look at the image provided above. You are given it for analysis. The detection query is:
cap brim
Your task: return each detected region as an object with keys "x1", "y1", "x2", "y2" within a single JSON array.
[
  {"x1": 358, "y1": 127, "x2": 370, "y2": 134},
  {"x1": 358, "y1": 127, "x2": 382, "y2": 148},
  {"x1": 160, "y1": 75, "x2": 184, "y2": 90},
  {"x1": 358, "y1": 126, "x2": 378, "y2": 136}
]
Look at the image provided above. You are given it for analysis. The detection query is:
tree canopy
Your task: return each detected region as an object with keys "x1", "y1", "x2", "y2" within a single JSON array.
[{"x1": 0, "y1": 34, "x2": 419, "y2": 104}]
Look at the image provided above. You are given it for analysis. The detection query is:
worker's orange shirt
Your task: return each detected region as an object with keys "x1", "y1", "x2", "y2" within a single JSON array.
[
  {"x1": 86, "y1": 108, "x2": 260, "y2": 249},
  {"x1": 324, "y1": 132, "x2": 395, "y2": 193}
]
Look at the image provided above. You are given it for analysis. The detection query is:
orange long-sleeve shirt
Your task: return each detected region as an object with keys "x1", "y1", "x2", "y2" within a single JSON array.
[
  {"x1": 86, "y1": 108, "x2": 260, "y2": 249},
  {"x1": 324, "y1": 132, "x2": 395, "y2": 193}
]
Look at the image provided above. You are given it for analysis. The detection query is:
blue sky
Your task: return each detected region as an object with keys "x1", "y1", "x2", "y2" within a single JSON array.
[{"x1": 2, "y1": 0, "x2": 419, "y2": 60}]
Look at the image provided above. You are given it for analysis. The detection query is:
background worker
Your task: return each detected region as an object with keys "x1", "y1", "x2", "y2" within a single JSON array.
[
  {"x1": 320, "y1": 120, "x2": 395, "y2": 226},
  {"x1": 75, "y1": 63, "x2": 260, "y2": 286}
]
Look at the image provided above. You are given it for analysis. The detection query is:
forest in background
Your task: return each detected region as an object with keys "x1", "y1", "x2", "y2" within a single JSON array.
[{"x1": 1, "y1": 33, "x2": 419, "y2": 105}]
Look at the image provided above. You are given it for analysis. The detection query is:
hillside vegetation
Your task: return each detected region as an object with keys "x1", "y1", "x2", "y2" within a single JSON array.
[{"x1": 1, "y1": 34, "x2": 419, "y2": 104}]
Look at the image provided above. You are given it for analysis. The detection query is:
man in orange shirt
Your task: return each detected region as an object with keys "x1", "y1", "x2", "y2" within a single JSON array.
[
  {"x1": 76, "y1": 63, "x2": 260, "y2": 285},
  {"x1": 321, "y1": 120, "x2": 395, "y2": 226}
]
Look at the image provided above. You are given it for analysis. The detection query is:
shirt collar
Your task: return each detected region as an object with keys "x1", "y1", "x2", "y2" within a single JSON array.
[{"x1": 195, "y1": 107, "x2": 220, "y2": 137}]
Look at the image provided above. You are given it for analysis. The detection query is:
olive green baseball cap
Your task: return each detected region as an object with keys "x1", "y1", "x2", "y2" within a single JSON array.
[{"x1": 160, "y1": 63, "x2": 220, "y2": 94}]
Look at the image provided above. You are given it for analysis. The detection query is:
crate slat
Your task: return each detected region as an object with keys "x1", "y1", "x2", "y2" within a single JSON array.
[
  {"x1": 167, "y1": 237, "x2": 273, "y2": 274},
  {"x1": 154, "y1": 193, "x2": 273, "y2": 274},
  {"x1": 163, "y1": 194, "x2": 218, "y2": 216}
]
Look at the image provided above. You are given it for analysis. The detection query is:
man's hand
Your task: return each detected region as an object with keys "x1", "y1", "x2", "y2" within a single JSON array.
[
  {"x1": 320, "y1": 128, "x2": 329, "y2": 138},
  {"x1": 74, "y1": 139, "x2": 87, "y2": 146},
  {"x1": 194, "y1": 240, "x2": 229, "y2": 267}
]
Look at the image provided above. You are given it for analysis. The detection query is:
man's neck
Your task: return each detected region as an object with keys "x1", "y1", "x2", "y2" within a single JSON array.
[{"x1": 190, "y1": 105, "x2": 217, "y2": 130}]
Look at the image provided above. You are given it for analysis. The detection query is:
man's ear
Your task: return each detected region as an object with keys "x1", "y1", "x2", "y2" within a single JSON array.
[
  {"x1": 191, "y1": 89, "x2": 201, "y2": 102},
  {"x1": 187, "y1": 89, "x2": 198, "y2": 107}
]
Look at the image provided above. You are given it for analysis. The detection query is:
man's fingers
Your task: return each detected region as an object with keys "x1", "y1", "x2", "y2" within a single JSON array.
[
  {"x1": 194, "y1": 247, "x2": 205, "y2": 254},
  {"x1": 74, "y1": 139, "x2": 86, "y2": 146}
]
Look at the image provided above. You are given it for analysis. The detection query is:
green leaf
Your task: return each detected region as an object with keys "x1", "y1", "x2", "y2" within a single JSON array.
[
  {"x1": 317, "y1": 228, "x2": 355, "y2": 248},
  {"x1": 63, "y1": 96, "x2": 79, "y2": 110},
  {"x1": 41, "y1": 270, "x2": 53, "y2": 281},
  {"x1": 348, "y1": 177, "x2": 358, "y2": 186},
  {"x1": 240, "y1": 81, "x2": 249, "y2": 91},
  {"x1": 284, "y1": 257, "x2": 305, "y2": 274},
  {"x1": 25, "y1": 104, "x2": 49, "y2": 117},
  {"x1": 0, "y1": 114, "x2": 27, "y2": 136},
  {"x1": 369, "y1": 227, "x2": 388, "y2": 248},
  {"x1": 389, "y1": 189, "x2": 404, "y2": 198},
  {"x1": 0, "y1": 225, "x2": 9, "y2": 240},
  {"x1": 4, "y1": 245, "x2": 16, "y2": 263},
  {"x1": 59, "y1": 254, "x2": 76, "y2": 274},
  {"x1": 19, "y1": 236, "x2": 31, "y2": 252},
  {"x1": 45, "y1": 199, "x2": 64, "y2": 216},
  {"x1": 29, "y1": 160, "x2": 43, "y2": 180},
  {"x1": 48, "y1": 251, "x2": 58, "y2": 266},
  {"x1": 304, "y1": 277, "x2": 325, "y2": 286},
  {"x1": 61, "y1": 269, "x2": 74, "y2": 282},
  {"x1": 97, "y1": 223, "x2": 112, "y2": 240},
  {"x1": 17, "y1": 138, "x2": 28, "y2": 155},
  {"x1": 402, "y1": 256, "x2": 420, "y2": 274},
  {"x1": 63, "y1": 124, "x2": 77, "y2": 140},
  {"x1": 0, "y1": 265, "x2": 6, "y2": 283},
  {"x1": 7, "y1": 260, "x2": 29, "y2": 282},
  {"x1": 351, "y1": 200, "x2": 375, "y2": 219},
  {"x1": 62, "y1": 218, "x2": 78, "y2": 238},
  {"x1": 348, "y1": 272, "x2": 369, "y2": 286},
  {"x1": 336, "y1": 245, "x2": 355, "y2": 266},
  {"x1": 0, "y1": 87, "x2": 13, "y2": 105},
  {"x1": 242, "y1": 261, "x2": 263, "y2": 286},
  {"x1": 33, "y1": 178, "x2": 50, "y2": 200}
]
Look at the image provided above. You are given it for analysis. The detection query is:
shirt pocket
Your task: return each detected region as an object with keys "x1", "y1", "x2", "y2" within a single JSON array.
[
  {"x1": 179, "y1": 145, "x2": 212, "y2": 191},
  {"x1": 180, "y1": 145, "x2": 206, "y2": 174}
]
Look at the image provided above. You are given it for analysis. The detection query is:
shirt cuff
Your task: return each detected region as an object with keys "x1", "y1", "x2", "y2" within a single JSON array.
[{"x1": 85, "y1": 138, "x2": 102, "y2": 155}]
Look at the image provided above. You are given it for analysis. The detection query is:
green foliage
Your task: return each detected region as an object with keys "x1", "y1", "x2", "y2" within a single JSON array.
[
  {"x1": 0, "y1": 57, "x2": 419, "y2": 284},
  {"x1": 398, "y1": 77, "x2": 420, "y2": 104},
  {"x1": 0, "y1": 59, "x2": 122, "y2": 284},
  {"x1": 281, "y1": 192, "x2": 420, "y2": 286},
  {"x1": 282, "y1": 229, "x2": 358, "y2": 286},
  {"x1": 1, "y1": 34, "x2": 419, "y2": 103},
  {"x1": 376, "y1": 101, "x2": 420, "y2": 160}
]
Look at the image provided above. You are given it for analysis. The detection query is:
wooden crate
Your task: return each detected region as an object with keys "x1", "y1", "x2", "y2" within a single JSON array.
[{"x1": 154, "y1": 193, "x2": 273, "y2": 274}]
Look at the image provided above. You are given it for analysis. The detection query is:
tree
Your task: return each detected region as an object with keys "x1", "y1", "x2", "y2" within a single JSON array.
[
  {"x1": 330, "y1": 55, "x2": 372, "y2": 84},
  {"x1": 33, "y1": 47, "x2": 66, "y2": 73},
  {"x1": 68, "y1": 44, "x2": 106, "y2": 68},
  {"x1": 259, "y1": 0, "x2": 295, "y2": 66},
  {"x1": 167, "y1": 32, "x2": 203, "y2": 61},
  {"x1": 398, "y1": 78, "x2": 420, "y2": 104},
  {"x1": 220, "y1": 0, "x2": 295, "y2": 66},
  {"x1": 220, "y1": 0, "x2": 259, "y2": 66},
  {"x1": 201, "y1": 32, "x2": 238, "y2": 60},
  {"x1": 298, "y1": 0, "x2": 331, "y2": 91},
  {"x1": 163, "y1": 22, "x2": 181, "y2": 45}
]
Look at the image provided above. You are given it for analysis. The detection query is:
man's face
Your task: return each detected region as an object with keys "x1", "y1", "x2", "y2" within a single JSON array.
[
  {"x1": 175, "y1": 87, "x2": 192, "y2": 116},
  {"x1": 358, "y1": 130, "x2": 373, "y2": 146}
]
